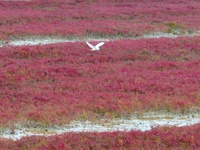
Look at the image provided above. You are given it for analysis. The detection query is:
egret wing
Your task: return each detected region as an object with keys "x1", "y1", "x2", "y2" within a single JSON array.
[
  {"x1": 95, "y1": 42, "x2": 105, "y2": 48},
  {"x1": 86, "y1": 42, "x2": 95, "y2": 49}
]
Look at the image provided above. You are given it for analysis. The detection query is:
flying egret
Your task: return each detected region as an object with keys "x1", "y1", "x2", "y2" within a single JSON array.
[{"x1": 86, "y1": 42, "x2": 105, "y2": 51}]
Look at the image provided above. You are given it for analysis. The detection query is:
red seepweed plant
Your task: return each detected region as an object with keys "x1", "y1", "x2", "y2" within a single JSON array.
[
  {"x1": 0, "y1": 0, "x2": 200, "y2": 39},
  {"x1": 0, "y1": 36, "x2": 200, "y2": 126}
]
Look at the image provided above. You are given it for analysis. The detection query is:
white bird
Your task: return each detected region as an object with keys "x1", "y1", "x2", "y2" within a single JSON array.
[{"x1": 86, "y1": 42, "x2": 105, "y2": 51}]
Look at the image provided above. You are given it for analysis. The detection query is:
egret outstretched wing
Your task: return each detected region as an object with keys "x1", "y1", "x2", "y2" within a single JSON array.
[
  {"x1": 95, "y1": 42, "x2": 105, "y2": 48},
  {"x1": 86, "y1": 42, "x2": 95, "y2": 49}
]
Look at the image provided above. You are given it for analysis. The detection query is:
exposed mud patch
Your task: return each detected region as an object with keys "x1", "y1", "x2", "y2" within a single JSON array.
[
  {"x1": 0, "y1": 31, "x2": 200, "y2": 47},
  {"x1": 1, "y1": 113, "x2": 199, "y2": 141}
]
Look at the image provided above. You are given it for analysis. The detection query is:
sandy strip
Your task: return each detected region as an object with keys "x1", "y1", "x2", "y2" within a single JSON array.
[
  {"x1": 1, "y1": 113, "x2": 199, "y2": 141},
  {"x1": 0, "y1": 31, "x2": 200, "y2": 47},
  {"x1": 0, "y1": 37, "x2": 109, "y2": 47}
]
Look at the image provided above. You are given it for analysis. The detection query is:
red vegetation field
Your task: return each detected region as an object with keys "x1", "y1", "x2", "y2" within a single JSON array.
[
  {"x1": 0, "y1": 0, "x2": 200, "y2": 40},
  {"x1": 0, "y1": 0, "x2": 200, "y2": 149},
  {"x1": 0, "y1": 36, "x2": 200, "y2": 126},
  {"x1": 0, "y1": 124, "x2": 199, "y2": 149}
]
